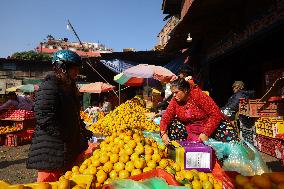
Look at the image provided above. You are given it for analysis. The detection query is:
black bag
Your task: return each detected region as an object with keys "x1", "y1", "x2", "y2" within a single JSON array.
[
  {"x1": 211, "y1": 120, "x2": 239, "y2": 142},
  {"x1": 167, "y1": 119, "x2": 188, "y2": 141}
]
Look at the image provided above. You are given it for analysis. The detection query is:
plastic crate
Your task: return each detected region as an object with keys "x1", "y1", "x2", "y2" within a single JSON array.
[
  {"x1": 255, "y1": 134, "x2": 284, "y2": 159},
  {"x1": 248, "y1": 98, "x2": 284, "y2": 117},
  {"x1": 5, "y1": 129, "x2": 34, "y2": 147},
  {"x1": 102, "y1": 168, "x2": 180, "y2": 189},
  {"x1": 254, "y1": 117, "x2": 284, "y2": 139},
  {"x1": 0, "y1": 135, "x2": 5, "y2": 146},
  {"x1": 239, "y1": 98, "x2": 249, "y2": 116},
  {"x1": 0, "y1": 110, "x2": 35, "y2": 120}
]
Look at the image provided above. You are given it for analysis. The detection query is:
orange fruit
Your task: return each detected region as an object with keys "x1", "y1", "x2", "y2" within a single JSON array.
[
  {"x1": 135, "y1": 145, "x2": 145, "y2": 155},
  {"x1": 99, "y1": 154, "x2": 109, "y2": 164},
  {"x1": 151, "y1": 153, "x2": 161, "y2": 162},
  {"x1": 144, "y1": 154, "x2": 152, "y2": 162},
  {"x1": 124, "y1": 146, "x2": 134, "y2": 155},
  {"x1": 251, "y1": 175, "x2": 272, "y2": 189},
  {"x1": 119, "y1": 170, "x2": 130, "y2": 179},
  {"x1": 134, "y1": 159, "x2": 146, "y2": 169},
  {"x1": 117, "y1": 140, "x2": 125, "y2": 148},
  {"x1": 143, "y1": 167, "x2": 153, "y2": 173},
  {"x1": 109, "y1": 170, "x2": 118, "y2": 179},
  {"x1": 130, "y1": 153, "x2": 139, "y2": 161},
  {"x1": 159, "y1": 159, "x2": 169, "y2": 168},
  {"x1": 58, "y1": 178, "x2": 70, "y2": 189},
  {"x1": 96, "y1": 170, "x2": 107, "y2": 184},
  {"x1": 119, "y1": 154, "x2": 129, "y2": 163},
  {"x1": 131, "y1": 169, "x2": 142, "y2": 176},
  {"x1": 64, "y1": 171, "x2": 73, "y2": 179},
  {"x1": 72, "y1": 166, "x2": 80, "y2": 173},
  {"x1": 128, "y1": 140, "x2": 137, "y2": 149},
  {"x1": 125, "y1": 161, "x2": 135, "y2": 172},
  {"x1": 110, "y1": 154, "x2": 119, "y2": 163},
  {"x1": 103, "y1": 162, "x2": 113, "y2": 173},
  {"x1": 114, "y1": 162, "x2": 125, "y2": 172},
  {"x1": 79, "y1": 164, "x2": 88, "y2": 173},
  {"x1": 87, "y1": 165, "x2": 97, "y2": 175},
  {"x1": 144, "y1": 145, "x2": 154, "y2": 155},
  {"x1": 92, "y1": 159, "x2": 101, "y2": 167},
  {"x1": 235, "y1": 175, "x2": 250, "y2": 187},
  {"x1": 124, "y1": 135, "x2": 131, "y2": 142},
  {"x1": 111, "y1": 146, "x2": 120, "y2": 154},
  {"x1": 147, "y1": 160, "x2": 157, "y2": 169},
  {"x1": 37, "y1": 183, "x2": 52, "y2": 189}
]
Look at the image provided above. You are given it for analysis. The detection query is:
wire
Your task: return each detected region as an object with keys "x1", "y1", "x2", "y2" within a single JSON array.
[{"x1": 67, "y1": 19, "x2": 118, "y2": 98}]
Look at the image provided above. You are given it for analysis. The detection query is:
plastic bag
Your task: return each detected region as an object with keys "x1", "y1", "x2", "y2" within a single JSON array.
[
  {"x1": 153, "y1": 117, "x2": 161, "y2": 125},
  {"x1": 111, "y1": 177, "x2": 187, "y2": 189},
  {"x1": 204, "y1": 139, "x2": 270, "y2": 176},
  {"x1": 142, "y1": 131, "x2": 163, "y2": 145}
]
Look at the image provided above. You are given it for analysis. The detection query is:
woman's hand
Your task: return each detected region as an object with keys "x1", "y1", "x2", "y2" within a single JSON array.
[
  {"x1": 198, "y1": 133, "x2": 208, "y2": 142},
  {"x1": 161, "y1": 132, "x2": 170, "y2": 145}
]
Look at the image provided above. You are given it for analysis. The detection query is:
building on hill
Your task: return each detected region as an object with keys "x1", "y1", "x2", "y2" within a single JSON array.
[{"x1": 35, "y1": 35, "x2": 112, "y2": 57}]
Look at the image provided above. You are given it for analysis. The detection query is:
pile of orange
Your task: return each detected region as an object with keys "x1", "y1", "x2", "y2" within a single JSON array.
[
  {"x1": 64, "y1": 130, "x2": 169, "y2": 187},
  {"x1": 87, "y1": 97, "x2": 159, "y2": 135}
]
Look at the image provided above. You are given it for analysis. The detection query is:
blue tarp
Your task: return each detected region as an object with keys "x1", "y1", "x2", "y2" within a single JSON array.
[
  {"x1": 164, "y1": 56, "x2": 184, "y2": 75},
  {"x1": 100, "y1": 59, "x2": 137, "y2": 73}
]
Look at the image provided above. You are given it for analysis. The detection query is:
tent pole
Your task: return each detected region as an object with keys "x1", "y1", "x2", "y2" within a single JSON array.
[{"x1": 119, "y1": 84, "x2": 121, "y2": 105}]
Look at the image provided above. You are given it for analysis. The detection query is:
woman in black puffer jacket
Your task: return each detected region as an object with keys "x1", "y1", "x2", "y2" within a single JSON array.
[{"x1": 26, "y1": 50, "x2": 92, "y2": 182}]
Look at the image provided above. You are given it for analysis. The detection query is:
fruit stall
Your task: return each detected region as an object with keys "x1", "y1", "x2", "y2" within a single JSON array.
[
  {"x1": 1, "y1": 96, "x2": 284, "y2": 189},
  {"x1": 0, "y1": 109, "x2": 35, "y2": 146},
  {"x1": 238, "y1": 78, "x2": 284, "y2": 163}
]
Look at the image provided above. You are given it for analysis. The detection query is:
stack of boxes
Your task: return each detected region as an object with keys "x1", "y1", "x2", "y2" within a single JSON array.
[
  {"x1": 239, "y1": 97, "x2": 284, "y2": 160},
  {"x1": 0, "y1": 109, "x2": 35, "y2": 147}
]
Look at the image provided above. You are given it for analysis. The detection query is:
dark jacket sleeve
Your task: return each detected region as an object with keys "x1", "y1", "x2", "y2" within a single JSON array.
[
  {"x1": 34, "y1": 79, "x2": 61, "y2": 137},
  {"x1": 223, "y1": 90, "x2": 255, "y2": 111}
]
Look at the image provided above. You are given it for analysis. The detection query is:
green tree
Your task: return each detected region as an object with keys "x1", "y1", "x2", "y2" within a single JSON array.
[{"x1": 11, "y1": 51, "x2": 52, "y2": 61}]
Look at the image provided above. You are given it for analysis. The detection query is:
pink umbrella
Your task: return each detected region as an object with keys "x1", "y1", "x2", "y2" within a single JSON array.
[
  {"x1": 79, "y1": 82, "x2": 115, "y2": 93},
  {"x1": 124, "y1": 64, "x2": 176, "y2": 83}
]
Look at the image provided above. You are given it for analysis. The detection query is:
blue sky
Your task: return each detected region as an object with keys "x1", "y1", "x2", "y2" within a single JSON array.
[{"x1": 0, "y1": 0, "x2": 165, "y2": 58}]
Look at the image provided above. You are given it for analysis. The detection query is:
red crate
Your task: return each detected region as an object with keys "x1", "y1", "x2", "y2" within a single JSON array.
[
  {"x1": 0, "y1": 110, "x2": 35, "y2": 120},
  {"x1": 14, "y1": 119, "x2": 36, "y2": 130},
  {"x1": 0, "y1": 135, "x2": 5, "y2": 146},
  {"x1": 5, "y1": 129, "x2": 34, "y2": 147},
  {"x1": 255, "y1": 134, "x2": 284, "y2": 159},
  {"x1": 247, "y1": 98, "x2": 284, "y2": 117},
  {"x1": 239, "y1": 98, "x2": 249, "y2": 116}
]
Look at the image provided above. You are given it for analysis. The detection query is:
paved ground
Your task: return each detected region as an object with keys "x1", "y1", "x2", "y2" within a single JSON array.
[{"x1": 0, "y1": 144, "x2": 284, "y2": 185}]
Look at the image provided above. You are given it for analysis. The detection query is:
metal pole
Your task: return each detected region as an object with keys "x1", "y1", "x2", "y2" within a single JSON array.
[
  {"x1": 119, "y1": 84, "x2": 121, "y2": 105},
  {"x1": 67, "y1": 19, "x2": 118, "y2": 98}
]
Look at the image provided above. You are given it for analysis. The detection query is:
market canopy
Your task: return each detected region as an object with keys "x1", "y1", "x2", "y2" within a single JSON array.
[
  {"x1": 124, "y1": 64, "x2": 176, "y2": 83},
  {"x1": 114, "y1": 73, "x2": 144, "y2": 86},
  {"x1": 6, "y1": 84, "x2": 39, "y2": 93},
  {"x1": 79, "y1": 82, "x2": 115, "y2": 93},
  {"x1": 18, "y1": 84, "x2": 39, "y2": 93}
]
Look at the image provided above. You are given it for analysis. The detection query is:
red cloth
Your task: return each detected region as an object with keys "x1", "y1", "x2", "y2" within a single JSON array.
[
  {"x1": 37, "y1": 142, "x2": 98, "y2": 182},
  {"x1": 37, "y1": 169, "x2": 62, "y2": 182},
  {"x1": 160, "y1": 85, "x2": 222, "y2": 140}
]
